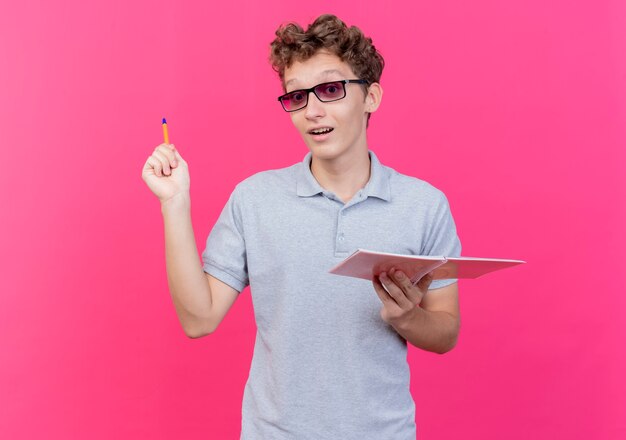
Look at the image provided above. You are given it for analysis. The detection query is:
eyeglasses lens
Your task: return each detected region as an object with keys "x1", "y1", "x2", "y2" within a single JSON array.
[
  {"x1": 281, "y1": 91, "x2": 306, "y2": 111},
  {"x1": 314, "y1": 82, "x2": 345, "y2": 101}
]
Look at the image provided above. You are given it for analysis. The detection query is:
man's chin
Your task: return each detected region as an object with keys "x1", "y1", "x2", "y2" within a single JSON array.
[{"x1": 307, "y1": 144, "x2": 337, "y2": 158}]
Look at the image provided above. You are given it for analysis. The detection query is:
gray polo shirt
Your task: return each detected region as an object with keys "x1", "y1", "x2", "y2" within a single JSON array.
[{"x1": 202, "y1": 149, "x2": 461, "y2": 440}]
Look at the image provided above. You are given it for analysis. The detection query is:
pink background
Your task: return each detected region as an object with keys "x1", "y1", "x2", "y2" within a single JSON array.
[{"x1": 1, "y1": 0, "x2": 624, "y2": 438}]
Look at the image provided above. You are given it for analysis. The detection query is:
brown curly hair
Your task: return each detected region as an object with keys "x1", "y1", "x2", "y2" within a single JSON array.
[{"x1": 269, "y1": 14, "x2": 385, "y2": 125}]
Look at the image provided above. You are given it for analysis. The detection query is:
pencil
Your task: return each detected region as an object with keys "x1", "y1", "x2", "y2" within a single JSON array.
[{"x1": 162, "y1": 117, "x2": 170, "y2": 144}]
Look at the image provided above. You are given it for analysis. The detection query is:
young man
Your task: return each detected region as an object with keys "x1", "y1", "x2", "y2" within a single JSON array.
[{"x1": 142, "y1": 14, "x2": 461, "y2": 440}]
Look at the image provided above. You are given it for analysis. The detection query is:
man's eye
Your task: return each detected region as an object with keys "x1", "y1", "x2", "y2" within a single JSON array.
[
  {"x1": 290, "y1": 92, "x2": 304, "y2": 102},
  {"x1": 319, "y1": 83, "x2": 342, "y2": 95}
]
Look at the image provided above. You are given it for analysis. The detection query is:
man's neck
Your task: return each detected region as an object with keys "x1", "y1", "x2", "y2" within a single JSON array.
[{"x1": 310, "y1": 147, "x2": 371, "y2": 204}]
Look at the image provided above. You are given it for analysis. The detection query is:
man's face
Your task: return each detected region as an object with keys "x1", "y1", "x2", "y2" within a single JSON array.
[{"x1": 282, "y1": 50, "x2": 372, "y2": 162}]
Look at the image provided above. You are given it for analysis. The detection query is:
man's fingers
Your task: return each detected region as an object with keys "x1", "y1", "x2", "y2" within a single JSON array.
[
  {"x1": 378, "y1": 272, "x2": 413, "y2": 308},
  {"x1": 145, "y1": 156, "x2": 163, "y2": 176},
  {"x1": 390, "y1": 268, "x2": 422, "y2": 305},
  {"x1": 372, "y1": 276, "x2": 395, "y2": 305},
  {"x1": 153, "y1": 149, "x2": 172, "y2": 175}
]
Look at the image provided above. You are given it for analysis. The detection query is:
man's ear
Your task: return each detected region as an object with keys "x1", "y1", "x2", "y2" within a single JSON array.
[{"x1": 365, "y1": 82, "x2": 383, "y2": 113}]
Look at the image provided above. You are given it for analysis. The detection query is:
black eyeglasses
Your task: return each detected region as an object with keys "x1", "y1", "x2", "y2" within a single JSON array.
[{"x1": 277, "y1": 79, "x2": 369, "y2": 112}]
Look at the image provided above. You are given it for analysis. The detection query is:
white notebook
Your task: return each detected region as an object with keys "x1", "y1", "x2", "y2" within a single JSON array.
[{"x1": 329, "y1": 248, "x2": 525, "y2": 284}]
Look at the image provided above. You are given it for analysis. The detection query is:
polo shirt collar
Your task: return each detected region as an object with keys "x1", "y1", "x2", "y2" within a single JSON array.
[{"x1": 296, "y1": 149, "x2": 391, "y2": 201}]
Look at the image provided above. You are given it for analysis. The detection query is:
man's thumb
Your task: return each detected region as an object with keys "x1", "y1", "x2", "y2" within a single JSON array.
[
  {"x1": 419, "y1": 271, "x2": 434, "y2": 289},
  {"x1": 171, "y1": 146, "x2": 185, "y2": 163}
]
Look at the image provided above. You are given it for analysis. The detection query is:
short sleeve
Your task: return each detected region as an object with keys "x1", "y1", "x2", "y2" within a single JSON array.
[
  {"x1": 422, "y1": 191, "x2": 462, "y2": 290},
  {"x1": 202, "y1": 186, "x2": 249, "y2": 293}
]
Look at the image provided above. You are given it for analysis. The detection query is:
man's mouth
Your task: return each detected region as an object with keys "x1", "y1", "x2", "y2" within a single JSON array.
[{"x1": 308, "y1": 127, "x2": 334, "y2": 135}]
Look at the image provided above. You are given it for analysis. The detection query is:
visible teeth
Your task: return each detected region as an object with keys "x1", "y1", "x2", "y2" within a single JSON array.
[{"x1": 311, "y1": 128, "x2": 333, "y2": 135}]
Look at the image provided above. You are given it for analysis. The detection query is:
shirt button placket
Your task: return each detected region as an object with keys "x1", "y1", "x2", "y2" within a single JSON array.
[{"x1": 337, "y1": 209, "x2": 348, "y2": 253}]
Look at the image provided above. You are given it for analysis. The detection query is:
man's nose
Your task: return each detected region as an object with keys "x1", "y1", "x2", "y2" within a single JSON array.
[{"x1": 304, "y1": 91, "x2": 325, "y2": 118}]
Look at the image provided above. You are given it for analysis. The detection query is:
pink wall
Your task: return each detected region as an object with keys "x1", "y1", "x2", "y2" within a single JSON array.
[{"x1": 1, "y1": 0, "x2": 624, "y2": 438}]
